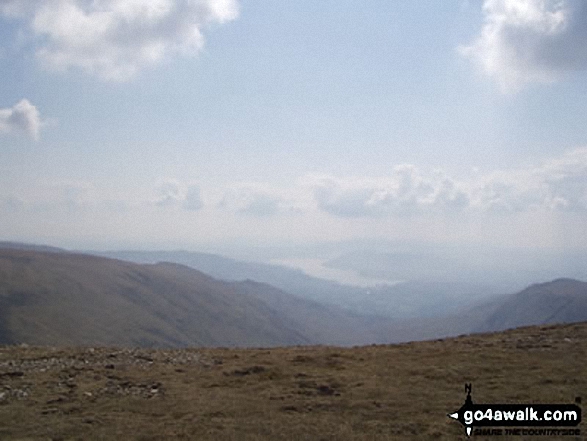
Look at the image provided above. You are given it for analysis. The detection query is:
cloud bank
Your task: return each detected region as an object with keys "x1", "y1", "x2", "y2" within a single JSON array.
[
  {"x1": 219, "y1": 185, "x2": 286, "y2": 217},
  {"x1": 152, "y1": 149, "x2": 587, "y2": 218},
  {"x1": 6, "y1": 149, "x2": 587, "y2": 224},
  {"x1": 0, "y1": 99, "x2": 43, "y2": 140},
  {"x1": 308, "y1": 148, "x2": 587, "y2": 217},
  {"x1": 0, "y1": 0, "x2": 239, "y2": 81},
  {"x1": 474, "y1": 147, "x2": 587, "y2": 213},
  {"x1": 155, "y1": 179, "x2": 204, "y2": 211},
  {"x1": 461, "y1": 0, "x2": 587, "y2": 91},
  {"x1": 155, "y1": 179, "x2": 184, "y2": 207},
  {"x1": 309, "y1": 165, "x2": 470, "y2": 218}
]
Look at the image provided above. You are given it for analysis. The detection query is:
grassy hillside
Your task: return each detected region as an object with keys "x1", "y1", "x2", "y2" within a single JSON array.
[
  {"x1": 0, "y1": 322, "x2": 585, "y2": 440},
  {"x1": 228, "y1": 279, "x2": 384, "y2": 346},
  {"x1": 95, "y1": 249, "x2": 503, "y2": 319},
  {"x1": 2, "y1": 247, "x2": 587, "y2": 350},
  {"x1": 476, "y1": 278, "x2": 587, "y2": 332},
  {"x1": 96, "y1": 249, "x2": 377, "y2": 311},
  {"x1": 0, "y1": 249, "x2": 313, "y2": 347},
  {"x1": 0, "y1": 248, "x2": 415, "y2": 348}
]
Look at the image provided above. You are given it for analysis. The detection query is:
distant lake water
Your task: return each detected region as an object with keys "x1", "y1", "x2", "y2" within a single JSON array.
[{"x1": 270, "y1": 258, "x2": 402, "y2": 288}]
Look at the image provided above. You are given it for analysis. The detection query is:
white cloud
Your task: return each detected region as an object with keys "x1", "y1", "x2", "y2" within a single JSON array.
[
  {"x1": 307, "y1": 148, "x2": 587, "y2": 218},
  {"x1": 473, "y1": 147, "x2": 587, "y2": 212},
  {"x1": 0, "y1": 99, "x2": 43, "y2": 140},
  {"x1": 155, "y1": 179, "x2": 184, "y2": 207},
  {"x1": 309, "y1": 165, "x2": 470, "y2": 218},
  {"x1": 219, "y1": 185, "x2": 295, "y2": 217},
  {"x1": 461, "y1": 0, "x2": 587, "y2": 91},
  {"x1": 238, "y1": 194, "x2": 280, "y2": 216},
  {"x1": 1, "y1": 0, "x2": 239, "y2": 81},
  {"x1": 154, "y1": 179, "x2": 204, "y2": 210}
]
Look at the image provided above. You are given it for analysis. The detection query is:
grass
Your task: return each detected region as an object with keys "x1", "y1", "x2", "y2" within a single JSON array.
[{"x1": 0, "y1": 322, "x2": 586, "y2": 440}]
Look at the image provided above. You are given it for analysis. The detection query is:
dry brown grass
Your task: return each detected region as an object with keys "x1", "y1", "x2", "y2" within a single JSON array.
[{"x1": 1, "y1": 322, "x2": 586, "y2": 440}]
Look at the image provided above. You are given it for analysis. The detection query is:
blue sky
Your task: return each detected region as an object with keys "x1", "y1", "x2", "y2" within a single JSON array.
[{"x1": 1, "y1": 0, "x2": 587, "y2": 255}]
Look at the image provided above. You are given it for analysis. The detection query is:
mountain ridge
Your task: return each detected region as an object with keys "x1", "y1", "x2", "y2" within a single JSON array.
[
  {"x1": 1, "y1": 244, "x2": 587, "y2": 348},
  {"x1": 475, "y1": 277, "x2": 587, "y2": 333},
  {"x1": 0, "y1": 249, "x2": 312, "y2": 347}
]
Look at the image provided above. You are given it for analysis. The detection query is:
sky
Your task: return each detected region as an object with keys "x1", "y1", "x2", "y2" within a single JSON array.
[{"x1": 1, "y1": 0, "x2": 587, "y2": 257}]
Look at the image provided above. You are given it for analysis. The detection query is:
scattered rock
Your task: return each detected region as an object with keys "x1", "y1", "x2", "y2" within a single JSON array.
[
  {"x1": 317, "y1": 385, "x2": 335, "y2": 396},
  {"x1": 100, "y1": 379, "x2": 163, "y2": 398},
  {"x1": 0, "y1": 348, "x2": 207, "y2": 376},
  {"x1": 0, "y1": 371, "x2": 24, "y2": 378}
]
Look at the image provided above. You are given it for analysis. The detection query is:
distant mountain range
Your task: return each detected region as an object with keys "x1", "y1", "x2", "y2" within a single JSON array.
[
  {"x1": 0, "y1": 248, "x2": 295, "y2": 347},
  {"x1": 475, "y1": 278, "x2": 587, "y2": 333},
  {"x1": 0, "y1": 247, "x2": 389, "y2": 347},
  {"x1": 0, "y1": 242, "x2": 586, "y2": 348},
  {"x1": 91, "y1": 249, "x2": 502, "y2": 319},
  {"x1": 324, "y1": 246, "x2": 587, "y2": 291},
  {"x1": 0, "y1": 241, "x2": 65, "y2": 253}
]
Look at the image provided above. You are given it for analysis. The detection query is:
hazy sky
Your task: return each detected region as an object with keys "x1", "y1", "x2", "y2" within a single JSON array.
[{"x1": 1, "y1": 0, "x2": 587, "y2": 252}]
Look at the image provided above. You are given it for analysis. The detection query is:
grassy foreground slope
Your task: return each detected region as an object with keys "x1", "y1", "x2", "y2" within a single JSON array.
[{"x1": 0, "y1": 322, "x2": 585, "y2": 440}]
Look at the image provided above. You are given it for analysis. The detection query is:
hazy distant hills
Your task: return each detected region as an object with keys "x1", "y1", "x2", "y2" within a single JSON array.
[
  {"x1": 227, "y1": 279, "x2": 386, "y2": 346},
  {"x1": 475, "y1": 278, "x2": 587, "y2": 333},
  {"x1": 370, "y1": 279, "x2": 587, "y2": 341},
  {"x1": 0, "y1": 248, "x2": 390, "y2": 347},
  {"x1": 93, "y1": 249, "x2": 501, "y2": 319},
  {"x1": 93, "y1": 249, "x2": 371, "y2": 310},
  {"x1": 324, "y1": 247, "x2": 587, "y2": 292},
  {"x1": 0, "y1": 241, "x2": 65, "y2": 253},
  {"x1": 1, "y1": 243, "x2": 586, "y2": 348},
  {"x1": 0, "y1": 249, "x2": 312, "y2": 347}
]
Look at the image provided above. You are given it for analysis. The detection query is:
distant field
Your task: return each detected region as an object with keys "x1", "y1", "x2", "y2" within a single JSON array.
[{"x1": 1, "y1": 322, "x2": 585, "y2": 440}]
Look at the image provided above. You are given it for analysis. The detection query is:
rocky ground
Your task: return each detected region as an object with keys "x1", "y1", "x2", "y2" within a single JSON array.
[{"x1": 1, "y1": 322, "x2": 586, "y2": 440}]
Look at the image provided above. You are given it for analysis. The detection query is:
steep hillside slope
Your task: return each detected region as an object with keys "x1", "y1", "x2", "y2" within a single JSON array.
[
  {"x1": 0, "y1": 248, "x2": 414, "y2": 347},
  {"x1": 475, "y1": 278, "x2": 587, "y2": 332},
  {"x1": 95, "y1": 249, "x2": 369, "y2": 308},
  {"x1": 0, "y1": 249, "x2": 312, "y2": 347},
  {"x1": 231, "y1": 280, "x2": 383, "y2": 345},
  {"x1": 95, "y1": 249, "x2": 502, "y2": 319},
  {"x1": 2, "y1": 246, "x2": 587, "y2": 348}
]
